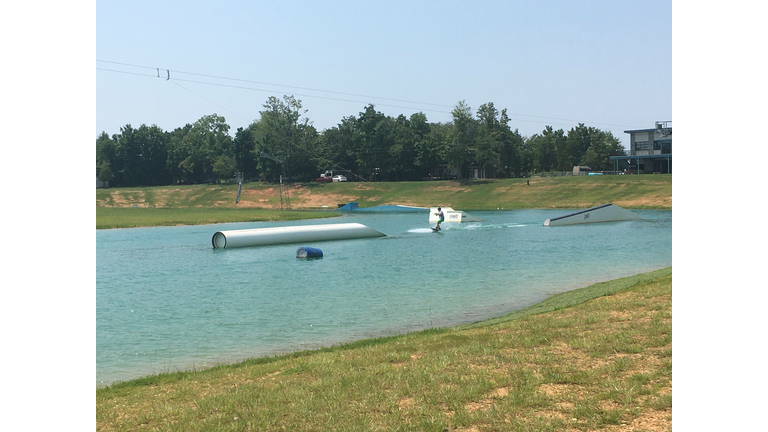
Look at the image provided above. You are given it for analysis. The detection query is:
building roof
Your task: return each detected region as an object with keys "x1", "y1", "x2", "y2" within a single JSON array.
[
  {"x1": 624, "y1": 128, "x2": 673, "y2": 134},
  {"x1": 609, "y1": 154, "x2": 672, "y2": 160}
]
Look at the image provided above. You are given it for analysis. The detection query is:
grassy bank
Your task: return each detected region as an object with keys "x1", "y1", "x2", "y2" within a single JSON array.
[
  {"x1": 96, "y1": 207, "x2": 337, "y2": 229},
  {"x1": 96, "y1": 175, "x2": 671, "y2": 228},
  {"x1": 97, "y1": 268, "x2": 672, "y2": 431}
]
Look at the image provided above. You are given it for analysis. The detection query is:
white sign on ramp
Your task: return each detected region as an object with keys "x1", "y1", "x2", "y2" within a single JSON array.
[{"x1": 428, "y1": 207, "x2": 484, "y2": 223}]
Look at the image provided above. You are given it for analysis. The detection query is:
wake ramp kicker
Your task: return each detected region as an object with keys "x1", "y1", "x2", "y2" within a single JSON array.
[
  {"x1": 544, "y1": 204, "x2": 641, "y2": 227},
  {"x1": 212, "y1": 223, "x2": 386, "y2": 248},
  {"x1": 428, "y1": 207, "x2": 484, "y2": 223}
]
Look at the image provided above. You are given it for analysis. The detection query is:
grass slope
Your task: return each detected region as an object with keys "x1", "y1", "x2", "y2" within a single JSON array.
[
  {"x1": 97, "y1": 268, "x2": 672, "y2": 431},
  {"x1": 96, "y1": 207, "x2": 337, "y2": 229},
  {"x1": 96, "y1": 175, "x2": 671, "y2": 229}
]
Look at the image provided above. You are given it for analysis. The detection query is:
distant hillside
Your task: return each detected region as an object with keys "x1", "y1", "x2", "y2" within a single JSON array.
[{"x1": 97, "y1": 175, "x2": 671, "y2": 211}]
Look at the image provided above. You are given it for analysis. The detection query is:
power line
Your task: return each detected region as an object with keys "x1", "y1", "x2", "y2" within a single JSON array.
[
  {"x1": 96, "y1": 67, "x2": 155, "y2": 78},
  {"x1": 96, "y1": 65, "x2": 369, "y2": 179},
  {"x1": 97, "y1": 66, "x2": 451, "y2": 115},
  {"x1": 170, "y1": 81, "x2": 250, "y2": 123},
  {"x1": 97, "y1": 61, "x2": 637, "y2": 131},
  {"x1": 97, "y1": 59, "x2": 454, "y2": 109},
  {"x1": 98, "y1": 60, "x2": 157, "y2": 70}
]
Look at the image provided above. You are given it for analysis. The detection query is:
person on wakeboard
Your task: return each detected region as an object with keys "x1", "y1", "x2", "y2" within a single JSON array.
[{"x1": 434, "y1": 207, "x2": 444, "y2": 231}]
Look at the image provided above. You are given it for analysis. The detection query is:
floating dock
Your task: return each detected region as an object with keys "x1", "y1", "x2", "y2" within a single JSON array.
[
  {"x1": 544, "y1": 204, "x2": 641, "y2": 227},
  {"x1": 212, "y1": 223, "x2": 386, "y2": 248}
]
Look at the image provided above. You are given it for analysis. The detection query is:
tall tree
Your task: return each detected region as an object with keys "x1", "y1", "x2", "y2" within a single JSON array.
[
  {"x1": 444, "y1": 100, "x2": 476, "y2": 179},
  {"x1": 212, "y1": 154, "x2": 236, "y2": 181},
  {"x1": 388, "y1": 114, "x2": 423, "y2": 181},
  {"x1": 405, "y1": 112, "x2": 431, "y2": 179},
  {"x1": 166, "y1": 124, "x2": 192, "y2": 183},
  {"x1": 474, "y1": 102, "x2": 501, "y2": 176},
  {"x1": 233, "y1": 125, "x2": 260, "y2": 179},
  {"x1": 528, "y1": 126, "x2": 565, "y2": 173},
  {"x1": 112, "y1": 124, "x2": 143, "y2": 186},
  {"x1": 318, "y1": 115, "x2": 360, "y2": 179},
  {"x1": 134, "y1": 124, "x2": 171, "y2": 185},
  {"x1": 96, "y1": 131, "x2": 116, "y2": 184},
  {"x1": 564, "y1": 123, "x2": 595, "y2": 169},
  {"x1": 415, "y1": 121, "x2": 447, "y2": 178},
  {"x1": 173, "y1": 114, "x2": 233, "y2": 183},
  {"x1": 255, "y1": 96, "x2": 317, "y2": 182},
  {"x1": 355, "y1": 104, "x2": 392, "y2": 181},
  {"x1": 498, "y1": 110, "x2": 525, "y2": 177},
  {"x1": 580, "y1": 130, "x2": 626, "y2": 171}
]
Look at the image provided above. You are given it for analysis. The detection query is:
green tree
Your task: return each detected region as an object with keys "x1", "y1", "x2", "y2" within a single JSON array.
[
  {"x1": 518, "y1": 133, "x2": 534, "y2": 176},
  {"x1": 580, "y1": 130, "x2": 626, "y2": 171},
  {"x1": 405, "y1": 112, "x2": 432, "y2": 179},
  {"x1": 498, "y1": 110, "x2": 525, "y2": 178},
  {"x1": 96, "y1": 132, "x2": 116, "y2": 184},
  {"x1": 109, "y1": 124, "x2": 171, "y2": 186},
  {"x1": 97, "y1": 161, "x2": 114, "y2": 184},
  {"x1": 528, "y1": 126, "x2": 565, "y2": 173},
  {"x1": 412, "y1": 119, "x2": 439, "y2": 175},
  {"x1": 134, "y1": 124, "x2": 171, "y2": 186},
  {"x1": 444, "y1": 100, "x2": 476, "y2": 179},
  {"x1": 174, "y1": 114, "x2": 232, "y2": 183},
  {"x1": 112, "y1": 124, "x2": 142, "y2": 186},
  {"x1": 416, "y1": 122, "x2": 449, "y2": 178},
  {"x1": 474, "y1": 102, "x2": 501, "y2": 176},
  {"x1": 387, "y1": 114, "x2": 425, "y2": 181},
  {"x1": 213, "y1": 154, "x2": 237, "y2": 180},
  {"x1": 233, "y1": 125, "x2": 260, "y2": 179},
  {"x1": 355, "y1": 104, "x2": 393, "y2": 181},
  {"x1": 167, "y1": 124, "x2": 192, "y2": 183},
  {"x1": 255, "y1": 96, "x2": 317, "y2": 182},
  {"x1": 564, "y1": 123, "x2": 596, "y2": 169},
  {"x1": 98, "y1": 98, "x2": 635, "y2": 184},
  {"x1": 318, "y1": 115, "x2": 360, "y2": 179}
]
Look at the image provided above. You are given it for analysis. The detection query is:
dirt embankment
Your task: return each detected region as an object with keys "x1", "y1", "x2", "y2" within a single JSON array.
[{"x1": 97, "y1": 178, "x2": 672, "y2": 210}]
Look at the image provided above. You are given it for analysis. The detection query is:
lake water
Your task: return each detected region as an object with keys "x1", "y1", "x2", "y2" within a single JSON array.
[{"x1": 96, "y1": 209, "x2": 671, "y2": 386}]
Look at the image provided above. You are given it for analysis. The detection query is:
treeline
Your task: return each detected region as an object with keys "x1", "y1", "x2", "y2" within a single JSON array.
[{"x1": 96, "y1": 96, "x2": 626, "y2": 187}]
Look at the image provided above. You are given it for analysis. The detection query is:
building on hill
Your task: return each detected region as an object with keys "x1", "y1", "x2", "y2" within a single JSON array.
[{"x1": 610, "y1": 121, "x2": 672, "y2": 174}]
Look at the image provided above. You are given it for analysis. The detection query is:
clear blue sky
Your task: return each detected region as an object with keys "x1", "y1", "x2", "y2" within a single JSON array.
[{"x1": 96, "y1": 0, "x2": 671, "y2": 146}]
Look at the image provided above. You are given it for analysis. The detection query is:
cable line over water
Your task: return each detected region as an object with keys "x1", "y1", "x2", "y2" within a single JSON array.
[{"x1": 97, "y1": 60, "x2": 636, "y2": 130}]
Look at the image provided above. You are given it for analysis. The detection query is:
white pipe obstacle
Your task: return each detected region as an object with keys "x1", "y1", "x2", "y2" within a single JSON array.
[
  {"x1": 544, "y1": 204, "x2": 641, "y2": 227},
  {"x1": 212, "y1": 223, "x2": 386, "y2": 248}
]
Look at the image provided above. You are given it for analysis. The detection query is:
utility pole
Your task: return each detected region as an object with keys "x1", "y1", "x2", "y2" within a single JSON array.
[{"x1": 235, "y1": 172, "x2": 243, "y2": 204}]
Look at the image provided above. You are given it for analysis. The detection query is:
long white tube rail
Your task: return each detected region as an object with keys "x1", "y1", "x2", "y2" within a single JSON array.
[{"x1": 212, "y1": 223, "x2": 385, "y2": 248}]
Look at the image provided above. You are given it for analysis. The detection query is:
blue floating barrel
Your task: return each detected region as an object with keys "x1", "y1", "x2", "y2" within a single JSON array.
[{"x1": 296, "y1": 246, "x2": 323, "y2": 258}]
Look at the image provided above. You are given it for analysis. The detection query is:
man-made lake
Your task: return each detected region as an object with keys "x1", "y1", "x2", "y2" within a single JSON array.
[{"x1": 97, "y1": 209, "x2": 671, "y2": 386}]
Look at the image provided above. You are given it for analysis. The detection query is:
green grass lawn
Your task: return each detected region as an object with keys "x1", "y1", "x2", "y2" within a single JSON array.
[
  {"x1": 96, "y1": 207, "x2": 338, "y2": 229},
  {"x1": 96, "y1": 268, "x2": 672, "y2": 431}
]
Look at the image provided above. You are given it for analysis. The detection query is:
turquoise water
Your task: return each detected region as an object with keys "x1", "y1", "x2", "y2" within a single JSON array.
[{"x1": 96, "y1": 209, "x2": 671, "y2": 386}]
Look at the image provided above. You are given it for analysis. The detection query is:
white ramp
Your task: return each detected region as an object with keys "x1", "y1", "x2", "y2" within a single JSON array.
[
  {"x1": 212, "y1": 223, "x2": 385, "y2": 248},
  {"x1": 544, "y1": 204, "x2": 641, "y2": 227},
  {"x1": 429, "y1": 207, "x2": 484, "y2": 223}
]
